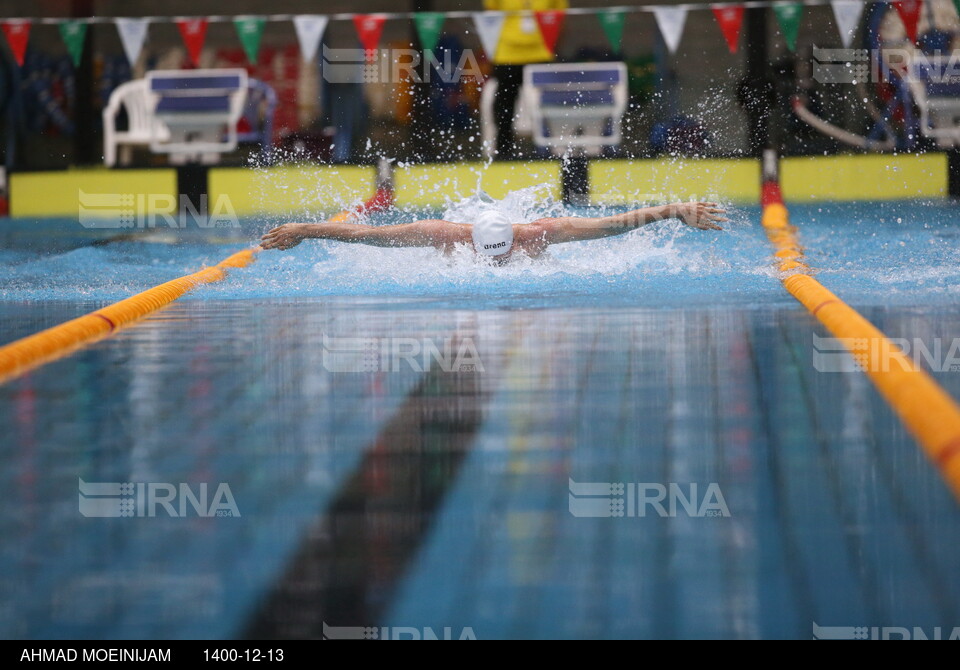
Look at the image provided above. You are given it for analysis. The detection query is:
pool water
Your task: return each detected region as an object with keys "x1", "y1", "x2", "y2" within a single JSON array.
[{"x1": 1, "y1": 198, "x2": 959, "y2": 639}]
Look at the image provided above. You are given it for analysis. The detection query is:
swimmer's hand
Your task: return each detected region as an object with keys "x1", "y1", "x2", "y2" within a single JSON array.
[
  {"x1": 261, "y1": 224, "x2": 306, "y2": 251},
  {"x1": 675, "y1": 202, "x2": 727, "y2": 231}
]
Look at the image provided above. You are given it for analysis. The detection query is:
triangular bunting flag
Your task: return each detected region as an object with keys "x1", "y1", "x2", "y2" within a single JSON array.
[
  {"x1": 471, "y1": 12, "x2": 506, "y2": 59},
  {"x1": 534, "y1": 10, "x2": 566, "y2": 54},
  {"x1": 234, "y1": 16, "x2": 266, "y2": 64},
  {"x1": 653, "y1": 7, "x2": 688, "y2": 55},
  {"x1": 893, "y1": 0, "x2": 923, "y2": 43},
  {"x1": 598, "y1": 9, "x2": 628, "y2": 54},
  {"x1": 2, "y1": 20, "x2": 30, "y2": 67},
  {"x1": 712, "y1": 5, "x2": 745, "y2": 54},
  {"x1": 115, "y1": 18, "x2": 149, "y2": 67},
  {"x1": 830, "y1": 0, "x2": 864, "y2": 48},
  {"x1": 176, "y1": 18, "x2": 208, "y2": 67},
  {"x1": 353, "y1": 14, "x2": 386, "y2": 59},
  {"x1": 414, "y1": 12, "x2": 445, "y2": 52},
  {"x1": 773, "y1": 3, "x2": 804, "y2": 52},
  {"x1": 59, "y1": 20, "x2": 87, "y2": 67},
  {"x1": 293, "y1": 15, "x2": 329, "y2": 63},
  {"x1": 773, "y1": 2, "x2": 803, "y2": 51}
]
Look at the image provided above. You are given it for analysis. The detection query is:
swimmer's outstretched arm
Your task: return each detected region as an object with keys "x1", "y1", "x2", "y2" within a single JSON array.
[
  {"x1": 260, "y1": 219, "x2": 466, "y2": 251},
  {"x1": 536, "y1": 202, "x2": 727, "y2": 245}
]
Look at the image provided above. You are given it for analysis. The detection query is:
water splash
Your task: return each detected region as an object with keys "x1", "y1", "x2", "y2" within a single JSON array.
[
  {"x1": 205, "y1": 188, "x2": 771, "y2": 307},
  {"x1": 16, "y1": 199, "x2": 958, "y2": 309},
  {"x1": 440, "y1": 183, "x2": 564, "y2": 225}
]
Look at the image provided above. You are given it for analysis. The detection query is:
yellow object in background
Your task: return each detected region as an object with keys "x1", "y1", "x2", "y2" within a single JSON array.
[
  {"x1": 781, "y1": 154, "x2": 947, "y2": 200},
  {"x1": 394, "y1": 162, "x2": 561, "y2": 208},
  {"x1": 484, "y1": 0, "x2": 568, "y2": 64},
  {"x1": 209, "y1": 166, "x2": 375, "y2": 216},
  {"x1": 10, "y1": 169, "x2": 178, "y2": 218},
  {"x1": 590, "y1": 159, "x2": 760, "y2": 205}
]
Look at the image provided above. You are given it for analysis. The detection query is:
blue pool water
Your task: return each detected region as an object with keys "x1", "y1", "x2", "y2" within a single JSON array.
[
  {"x1": 1, "y1": 197, "x2": 959, "y2": 639},
  {"x1": 3, "y1": 199, "x2": 959, "y2": 309}
]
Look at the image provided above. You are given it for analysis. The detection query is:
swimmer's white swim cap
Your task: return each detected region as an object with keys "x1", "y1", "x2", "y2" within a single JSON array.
[{"x1": 472, "y1": 210, "x2": 514, "y2": 256}]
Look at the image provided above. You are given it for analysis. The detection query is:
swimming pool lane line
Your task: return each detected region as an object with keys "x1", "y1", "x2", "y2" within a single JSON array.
[
  {"x1": 0, "y1": 247, "x2": 260, "y2": 386},
  {"x1": 759, "y1": 180, "x2": 960, "y2": 502},
  {"x1": 0, "y1": 187, "x2": 397, "y2": 387}
]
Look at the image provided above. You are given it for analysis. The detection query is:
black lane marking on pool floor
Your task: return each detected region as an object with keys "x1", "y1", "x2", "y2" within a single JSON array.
[{"x1": 242, "y1": 365, "x2": 488, "y2": 639}]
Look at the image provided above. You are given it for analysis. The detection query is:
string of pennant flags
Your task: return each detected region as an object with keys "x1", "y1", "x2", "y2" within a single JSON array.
[{"x1": 0, "y1": 1, "x2": 941, "y2": 70}]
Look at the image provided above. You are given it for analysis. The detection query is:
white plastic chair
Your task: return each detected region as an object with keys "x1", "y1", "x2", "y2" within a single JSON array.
[{"x1": 102, "y1": 80, "x2": 170, "y2": 167}]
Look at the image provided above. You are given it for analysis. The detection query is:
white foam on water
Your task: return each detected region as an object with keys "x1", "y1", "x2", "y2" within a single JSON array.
[
  {"x1": 439, "y1": 183, "x2": 564, "y2": 225},
  {"x1": 301, "y1": 185, "x2": 766, "y2": 293}
]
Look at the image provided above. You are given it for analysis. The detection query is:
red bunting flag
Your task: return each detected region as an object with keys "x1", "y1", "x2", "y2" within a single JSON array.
[
  {"x1": 535, "y1": 10, "x2": 567, "y2": 54},
  {"x1": 176, "y1": 18, "x2": 208, "y2": 67},
  {"x1": 353, "y1": 14, "x2": 386, "y2": 60},
  {"x1": 2, "y1": 20, "x2": 31, "y2": 66},
  {"x1": 712, "y1": 5, "x2": 745, "y2": 54},
  {"x1": 893, "y1": 0, "x2": 923, "y2": 44}
]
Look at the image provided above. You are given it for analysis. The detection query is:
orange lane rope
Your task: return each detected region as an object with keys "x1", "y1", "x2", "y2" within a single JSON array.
[
  {"x1": 0, "y1": 247, "x2": 259, "y2": 386},
  {"x1": 0, "y1": 187, "x2": 397, "y2": 388},
  {"x1": 760, "y1": 181, "x2": 960, "y2": 501}
]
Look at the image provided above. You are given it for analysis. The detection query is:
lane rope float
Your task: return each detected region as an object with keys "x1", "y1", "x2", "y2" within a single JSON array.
[
  {"x1": 760, "y1": 151, "x2": 960, "y2": 501},
  {"x1": 0, "y1": 180, "x2": 396, "y2": 387},
  {"x1": 0, "y1": 248, "x2": 259, "y2": 386}
]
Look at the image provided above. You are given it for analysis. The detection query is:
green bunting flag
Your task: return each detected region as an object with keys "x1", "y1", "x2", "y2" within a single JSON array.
[
  {"x1": 234, "y1": 16, "x2": 266, "y2": 64},
  {"x1": 413, "y1": 12, "x2": 445, "y2": 52},
  {"x1": 773, "y1": 3, "x2": 804, "y2": 52},
  {"x1": 597, "y1": 9, "x2": 627, "y2": 53},
  {"x1": 58, "y1": 20, "x2": 87, "y2": 67}
]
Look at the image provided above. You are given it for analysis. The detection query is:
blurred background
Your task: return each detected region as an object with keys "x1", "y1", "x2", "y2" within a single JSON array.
[{"x1": 0, "y1": 0, "x2": 900, "y2": 171}]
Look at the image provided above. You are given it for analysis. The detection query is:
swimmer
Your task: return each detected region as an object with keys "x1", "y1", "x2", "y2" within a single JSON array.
[{"x1": 260, "y1": 201, "x2": 728, "y2": 263}]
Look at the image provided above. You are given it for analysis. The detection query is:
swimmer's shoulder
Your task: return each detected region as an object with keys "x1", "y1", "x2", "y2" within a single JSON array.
[{"x1": 513, "y1": 221, "x2": 550, "y2": 254}]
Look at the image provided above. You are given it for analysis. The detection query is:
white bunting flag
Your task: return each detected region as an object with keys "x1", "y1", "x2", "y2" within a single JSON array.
[
  {"x1": 115, "y1": 18, "x2": 149, "y2": 67},
  {"x1": 653, "y1": 6, "x2": 689, "y2": 54},
  {"x1": 293, "y1": 15, "x2": 329, "y2": 63},
  {"x1": 831, "y1": 0, "x2": 865, "y2": 48},
  {"x1": 472, "y1": 11, "x2": 506, "y2": 59}
]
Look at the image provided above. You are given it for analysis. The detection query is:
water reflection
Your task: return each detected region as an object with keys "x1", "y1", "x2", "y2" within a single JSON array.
[{"x1": 0, "y1": 301, "x2": 958, "y2": 639}]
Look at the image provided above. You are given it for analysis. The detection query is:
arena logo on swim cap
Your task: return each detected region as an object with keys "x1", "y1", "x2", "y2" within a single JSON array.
[{"x1": 472, "y1": 210, "x2": 514, "y2": 256}]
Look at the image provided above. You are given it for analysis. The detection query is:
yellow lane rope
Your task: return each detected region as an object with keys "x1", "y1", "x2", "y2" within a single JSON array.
[
  {"x1": 0, "y1": 247, "x2": 259, "y2": 386},
  {"x1": 761, "y1": 184, "x2": 960, "y2": 500},
  {"x1": 0, "y1": 192, "x2": 388, "y2": 388},
  {"x1": 0, "y1": 184, "x2": 393, "y2": 389}
]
